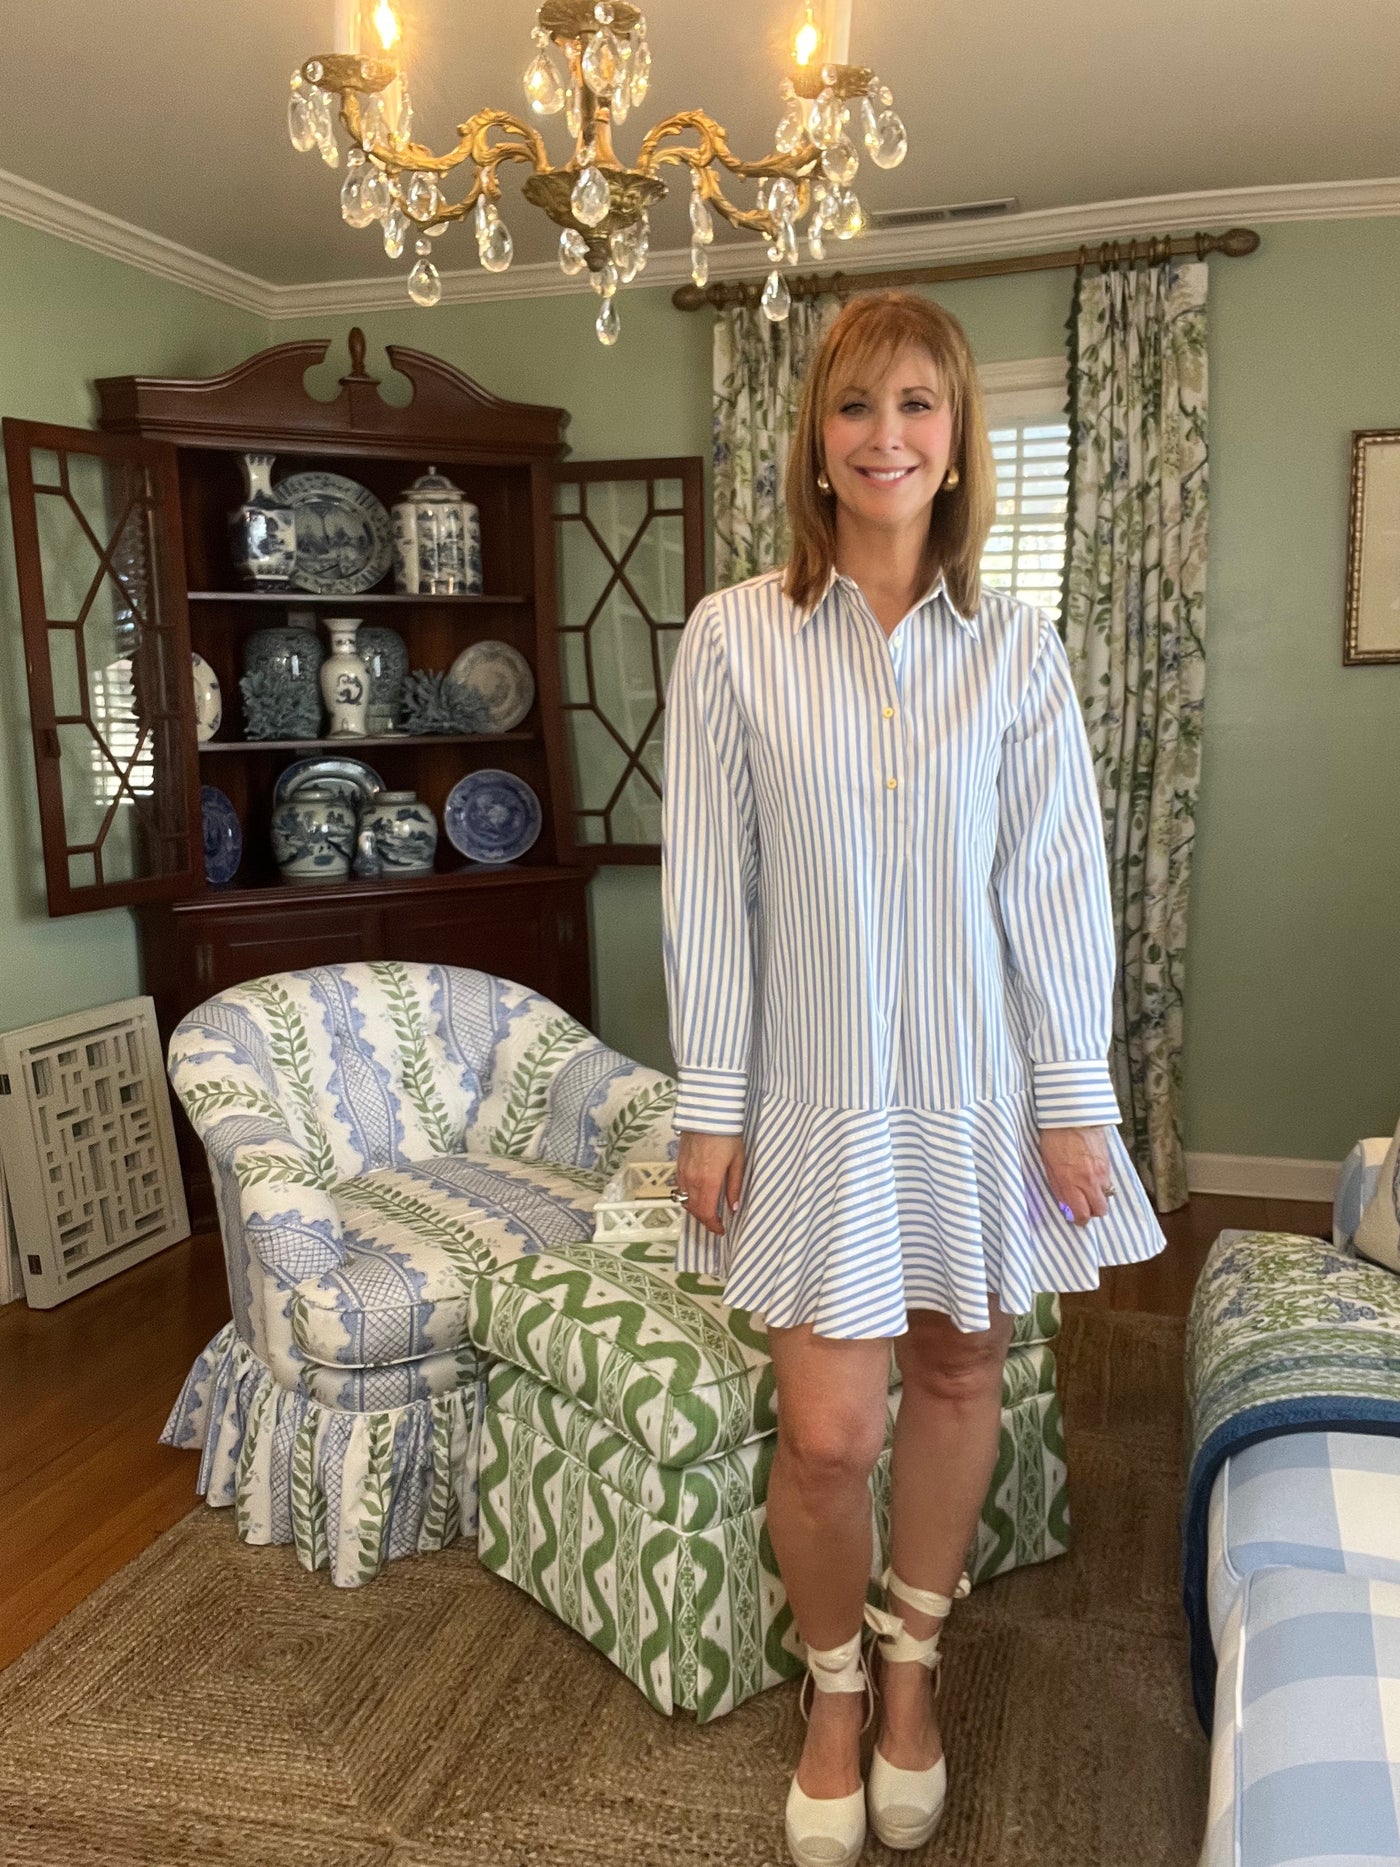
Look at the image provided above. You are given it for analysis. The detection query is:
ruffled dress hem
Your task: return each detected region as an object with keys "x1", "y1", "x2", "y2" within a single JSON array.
[{"x1": 674, "y1": 1087, "x2": 1165, "y2": 1338}]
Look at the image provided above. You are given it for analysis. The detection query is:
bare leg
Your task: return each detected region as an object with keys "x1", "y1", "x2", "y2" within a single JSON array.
[
  {"x1": 766, "y1": 1323, "x2": 893, "y2": 1798},
  {"x1": 878, "y1": 1301, "x2": 1015, "y2": 1770}
]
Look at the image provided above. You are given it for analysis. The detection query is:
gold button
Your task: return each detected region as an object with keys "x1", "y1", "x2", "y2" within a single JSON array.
[
  {"x1": 886, "y1": 777, "x2": 898, "y2": 790},
  {"x1": 883, "y1": 706, "x2": 895, "y2": 719}
]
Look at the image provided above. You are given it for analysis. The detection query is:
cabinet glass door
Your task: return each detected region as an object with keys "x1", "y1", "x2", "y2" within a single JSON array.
[
  {"x1": 3, "y1": 421, "x2": 201, "y2": 915},
  {"x1": 551, "y1": 458, "x2": 703, "y2": 860}
]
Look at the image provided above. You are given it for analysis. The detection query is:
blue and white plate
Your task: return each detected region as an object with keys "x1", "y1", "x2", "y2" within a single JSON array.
[
  {"x1": 446, "y1": 639, "x2": 535, "y2": 732},
  {"x1": 273, "y1": 754, "x2": 384, "y2": 813},
  {"x1": 192, "y1": 651, "x2": 222, "y2": 742},
  {"x1": 444, "y1": 769, "x2": 542, "y2": 864},
  {"x1": 273, "y1": 470, "x2": 393, "y2": 595},
  {"x1": 200, "y1": 785, "x2": 242, "y2": 885}
]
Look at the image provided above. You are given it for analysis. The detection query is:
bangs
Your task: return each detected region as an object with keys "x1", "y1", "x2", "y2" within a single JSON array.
[{"x1": 820, "y1": 305, "x2": 961, "y2": 423}]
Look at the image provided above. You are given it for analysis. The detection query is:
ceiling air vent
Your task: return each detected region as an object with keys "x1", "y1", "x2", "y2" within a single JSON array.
[{"x1": 868, "y1": 198, "x2": 1019, "y2": 230}]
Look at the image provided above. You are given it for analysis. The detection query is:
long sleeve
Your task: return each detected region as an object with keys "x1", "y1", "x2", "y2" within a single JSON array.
[
  {"x1": 661, "y1": 599, "x2": 759, "y2": 1133},
  {"x1": 993, "y1": 619, "x2": 1122, "y2": 1129}
]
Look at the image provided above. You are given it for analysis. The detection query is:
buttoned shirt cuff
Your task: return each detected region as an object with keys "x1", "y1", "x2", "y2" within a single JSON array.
[
  {"x1": 1032, "y1": 1060, "x2": 1121, "y2": 1129},
  {"x1": 674, "y1": 1067, "x2": 748, "y2": 1134}
]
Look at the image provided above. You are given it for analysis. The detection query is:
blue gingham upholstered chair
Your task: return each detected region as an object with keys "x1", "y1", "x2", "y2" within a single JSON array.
[{"x1": 161, "y1": 962, "x2": 677, "y2": 1586}]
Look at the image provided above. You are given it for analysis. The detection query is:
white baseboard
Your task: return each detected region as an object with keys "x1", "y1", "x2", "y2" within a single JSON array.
[{"x1": 1185, "y1": 1152, "x2": 1341, "y2": 1203}]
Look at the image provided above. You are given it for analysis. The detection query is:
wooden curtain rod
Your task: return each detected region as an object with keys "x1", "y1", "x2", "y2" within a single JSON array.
[{"x1": 671, "y1": 225, "x2": 1260, "y2": 312}]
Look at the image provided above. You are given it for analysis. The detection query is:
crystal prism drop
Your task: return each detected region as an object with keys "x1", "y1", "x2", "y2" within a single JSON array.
[
  {"x1": 821, "y1": 136, "x2": 859, "y2": 187},
  {"x1": 405, "y1": 172, "x2": 442, "y2": 221},
  {"x1": 559, "y1": 227, "x2": 589, "y2": 275},
  {"x1": 761, "y1": 269, "x2": 792, "y2": 323},
  {"x1": 769, "y1": 177, "x2": 798, "y2": 220},
  {"x1": 808, "y1": 222, "x2": 826, "y2": 262},
  {"x1": 320, "y1": 136, "x2": 341, "y2": 169},
  {"x1": 690, "y1": 242, "x2": 709, "y2": 289},
  {"x1": 689, "y1": 193, "x2": 714, "y2": 245},
  {"x1": 565, "y1": 84, "x2": 582, "y2": 136},
  {"x1": 591, "y1": 260, "x2": 619, "y2": 296},
  {"x1": 582, "y1": 26, "x2": 622, "y2": 95},
  {"x1": 407, "y1": 257, "x2": 442, "y2": 306},
  {"x1": 363, "y1": 166, "x2": 392, "y2": 219},
  {"x1": 611, "y1": 65, "x2": 630, "y2": 124},
  {"x1": 596, "y1": 297, "x2": 621, "y2": 346},
  {"x1": 341, "y1": 170, "x2": 375, "y2": 228},
  {"x1": 358, "y1": 93, "x2": 384, "y2": 148},
  {"x1": 861, "y1": 95, "x2": 880, "y2": 151},
  {"x1": 524, "y1": 50, "x2": 565, "y2": 114},
  {"x1": 383, "y1": 207, "x2": 409, "y2": 258},
  {"x1": 479, "y1": 219, "x2": 514, "y2": 273},
  {"x1": 834, "y1": 190, "x2": 866, "y2": 238},
  {"x1": 809, "y1": 88, "x2": 843, "y2": 148},
  {"x1": 870, "y1": 111, "x2": 908, "y2": 168},
  {"x1": 629, "y1": 35, "x2": 652, "y2": 104},
  {"x1": 778, "y1": 219, "x2": 799, "y2": 266},
  {"x1": 308, "y1": 87, "x2": 333, "y2": 144},
  {"x1": 572, "y1": 164, "x2": 610, "y2": 227},
  {"x1": 287, "y1": 90, "x2": 316, "y2": 152}
]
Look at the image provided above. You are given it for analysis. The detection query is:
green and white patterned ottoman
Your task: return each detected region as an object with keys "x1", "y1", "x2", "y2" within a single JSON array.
[{"x1": 474, "y1": 1239, "x2": 1068, "y2": 1719}]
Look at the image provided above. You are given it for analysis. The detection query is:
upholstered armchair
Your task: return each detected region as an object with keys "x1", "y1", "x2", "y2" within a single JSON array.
[{"x1": 162, "y1": 961, "x2": 677, "y2": 1587}]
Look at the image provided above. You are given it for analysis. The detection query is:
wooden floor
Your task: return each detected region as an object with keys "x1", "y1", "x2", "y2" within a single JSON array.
[{"x1": 0, "y1": 1193, "x2": 1330, "y2": 1673}]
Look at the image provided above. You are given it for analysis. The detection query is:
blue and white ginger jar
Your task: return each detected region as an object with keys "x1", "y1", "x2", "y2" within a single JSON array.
[{"x1": 229, "y1": 453, "x2": 297, "y2": 591}]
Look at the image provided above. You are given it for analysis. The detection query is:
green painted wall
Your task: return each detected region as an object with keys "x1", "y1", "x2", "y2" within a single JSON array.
[
  {"x1": 5, "y1": 210, "x2": 1398, "y2": 1161},
  {"x1": 0, "y1": 219, "x2": 266, "y2": 1032}
]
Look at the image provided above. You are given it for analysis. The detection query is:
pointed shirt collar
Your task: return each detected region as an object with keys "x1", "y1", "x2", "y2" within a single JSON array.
[{"x1": 788, "y1": 566, "x2": 979, "y2": 639}]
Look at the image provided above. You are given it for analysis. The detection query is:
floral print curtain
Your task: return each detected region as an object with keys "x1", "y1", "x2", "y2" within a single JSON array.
[
  {"x1": 712, "y1": 300, "x2": 833, "y2": 586},
  {"x1": 1062, "y1": 260, "x2": 1209, "y2": 1212}
]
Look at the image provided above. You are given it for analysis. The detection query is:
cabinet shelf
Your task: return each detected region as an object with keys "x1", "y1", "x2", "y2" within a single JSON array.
[
  {"x1": 187, "y1": 590, "x2": 529, "y2": 606},
  {"x1": 195, "y1": 864, "x2": 581, "y2": 909},
  {"x1": 200, "y1": 730, "x2": 536, "y2": 753}
]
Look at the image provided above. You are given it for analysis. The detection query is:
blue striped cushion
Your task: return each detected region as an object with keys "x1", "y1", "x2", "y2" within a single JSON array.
[
  {"x1": 1207, "y1": 1431, "x2": 1400, "y2": 1645},
  {"x1": 1202, "y1": 1565, "x2": 1400, "y2": 1867}
]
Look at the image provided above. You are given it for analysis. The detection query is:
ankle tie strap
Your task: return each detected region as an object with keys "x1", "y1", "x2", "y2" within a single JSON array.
[
  {"x1": 799, "y1": 1619, "x2": 881, "y2": 1729},
  {"x1": 870, "y1": 1569, "x2": 972, "y2": 1675}
]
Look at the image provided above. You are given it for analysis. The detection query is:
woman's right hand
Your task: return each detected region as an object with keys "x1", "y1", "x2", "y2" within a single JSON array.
[{"x1": 676, "y1": 1131, "x2": 746, "y2": 1237}]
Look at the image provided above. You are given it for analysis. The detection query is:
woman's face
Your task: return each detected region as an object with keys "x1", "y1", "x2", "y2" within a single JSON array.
[{"x1": 821, "y1": 343, "x2": 955, "y2": 535}]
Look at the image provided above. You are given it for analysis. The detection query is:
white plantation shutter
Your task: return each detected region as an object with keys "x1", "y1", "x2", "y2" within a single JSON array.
[{"x1": 981, "y1": 418, "x2": 1071, "y2": 620}]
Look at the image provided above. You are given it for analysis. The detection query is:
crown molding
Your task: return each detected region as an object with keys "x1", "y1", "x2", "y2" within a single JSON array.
[
  {"x1": 0, "y1": 167, "x2": 269, "y2": 317},
  {"x1": 2, "y1": 164, "x2": 1398, "y2": 323}
]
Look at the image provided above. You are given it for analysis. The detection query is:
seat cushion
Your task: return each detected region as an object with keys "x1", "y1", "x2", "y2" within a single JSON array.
[
  {"x1": 1207, "y1": 1430, "x2": 1400, "y2": 1647},
  {"x1": 291, "y1": 1153, "x2": 608, "y2": 1368},
  {"x1": 470, "y1": 1235, "x2": 1057, "y2": 1469},
  {"x1": 1202, "y1": 1565, "x2": 1400, "y2": 1867}
]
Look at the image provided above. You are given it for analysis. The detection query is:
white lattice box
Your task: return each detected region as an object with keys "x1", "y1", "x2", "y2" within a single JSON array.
[
  {"x1": 592, "y1": 1160, "x2": 684, "y2": 1246},
  {"x1": 0, "y1": 996, "x2": 189, "y2": 1307}
]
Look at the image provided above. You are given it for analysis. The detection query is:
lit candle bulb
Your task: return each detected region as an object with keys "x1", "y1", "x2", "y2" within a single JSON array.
[
  {"x1": 373, "y1": 0, "x2": 400, "y2": 50},
  {"x1": 793, "y1": 5, "x2": 820, "y2": 67}
]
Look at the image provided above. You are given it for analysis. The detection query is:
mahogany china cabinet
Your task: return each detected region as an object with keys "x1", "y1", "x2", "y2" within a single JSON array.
[{"x1": 4, "y1": 329, "x2": 702, "y2": 1215}]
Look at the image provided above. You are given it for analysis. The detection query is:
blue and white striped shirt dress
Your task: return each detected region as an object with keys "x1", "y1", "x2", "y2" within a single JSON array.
[{"x1": 661, "y1": 566, "x2": 1167, "y2": 1338}]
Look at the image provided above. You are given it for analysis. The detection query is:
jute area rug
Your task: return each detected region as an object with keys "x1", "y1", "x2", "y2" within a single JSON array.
[{"x1": 0, "y1": 1309, "x2": 1207, "y2": 1867}]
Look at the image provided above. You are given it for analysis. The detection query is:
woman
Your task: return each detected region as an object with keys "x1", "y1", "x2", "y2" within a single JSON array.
[{"x1": 661, "y1": 291, "x2": 1166, "y2": 1867}]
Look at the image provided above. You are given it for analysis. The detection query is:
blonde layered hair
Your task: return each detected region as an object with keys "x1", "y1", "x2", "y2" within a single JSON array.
[{"x1": 784, "y1": 291, "x2": 996, "y2": 617}]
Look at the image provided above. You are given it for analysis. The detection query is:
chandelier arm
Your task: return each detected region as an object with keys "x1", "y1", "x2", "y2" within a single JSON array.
[{"x1": 636, "y1": 111, "x2": 819, "y2": 236}]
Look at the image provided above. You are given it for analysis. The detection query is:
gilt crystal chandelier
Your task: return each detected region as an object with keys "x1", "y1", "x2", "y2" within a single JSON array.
[{"x1": 287, "y1": 0, "x2": 907, "y2": 344}]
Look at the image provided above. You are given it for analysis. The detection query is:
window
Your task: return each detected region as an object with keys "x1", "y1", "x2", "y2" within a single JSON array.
[{"x1": 978, "y1": 362, "x2": 1071, "y2": 622}]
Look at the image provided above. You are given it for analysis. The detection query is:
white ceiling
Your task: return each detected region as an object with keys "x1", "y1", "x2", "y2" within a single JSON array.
[{"x1": 2, "y1": 0, "x2": 1398, "y2": 285}]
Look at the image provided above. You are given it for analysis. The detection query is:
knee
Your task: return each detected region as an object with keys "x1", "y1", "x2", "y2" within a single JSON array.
[
  {"x1": 777, "y1": 1413, "x2": 887, "y2": 1493},
  {"x1": 902, "y1": 1334, "x2": 1007, "y2": 1410}
]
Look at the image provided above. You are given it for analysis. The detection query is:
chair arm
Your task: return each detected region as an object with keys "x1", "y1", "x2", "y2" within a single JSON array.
[
  {"x1": 1334, "y1": 1136, "x2": 1393, "y2": 1247},
  {"x1": 223, "y1": 1134, "x2": 346, "y2": 1283},
  {"x1": 590, "y1": 1061, "x2": 680, "y2": 1175}
]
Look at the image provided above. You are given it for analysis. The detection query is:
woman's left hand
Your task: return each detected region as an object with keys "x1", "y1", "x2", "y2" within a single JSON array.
[{"x1": 1040, "y1": 1125, "x2": 1113, "y2": 1224}]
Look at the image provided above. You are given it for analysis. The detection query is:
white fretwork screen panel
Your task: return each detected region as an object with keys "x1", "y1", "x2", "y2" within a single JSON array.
[{"x1": 0, "y1": 996, "x2": 188, "y2": 1307}]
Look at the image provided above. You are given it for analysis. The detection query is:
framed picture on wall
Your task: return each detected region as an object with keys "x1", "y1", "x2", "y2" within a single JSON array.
[{"x1": 1344, "y1": 430, "x2": 1400, "y2": 664}]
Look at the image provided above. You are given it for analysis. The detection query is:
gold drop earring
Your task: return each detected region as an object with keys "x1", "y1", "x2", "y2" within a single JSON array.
[
  {"x1": 817, "y1": 469, "x2": 831, "y2": 492},
  {"x1": 944, "y1": 466, "x2": 960, "y2": 488}
]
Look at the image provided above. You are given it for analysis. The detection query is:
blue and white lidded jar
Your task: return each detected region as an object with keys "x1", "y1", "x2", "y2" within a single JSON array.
[
  {"x1": 270, "y1": 784, "x2": 356, "y2": 882},
  {"x1": 392, "y1": 467, "x2": 483, "y2": 595},
  {"x1": 228, "y1": 453, "x2": 297, "y2": 591},
  {"x1": 354, "y1": 791, "x2": 438, "y2": 878}
]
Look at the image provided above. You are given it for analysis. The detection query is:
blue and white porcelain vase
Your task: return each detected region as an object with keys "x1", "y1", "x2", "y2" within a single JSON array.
[
  {"x1": 229, "y1": 453, "x2": 297, "y2": 591},
  {"x1": 355, "y1": 790, "x2": 438, "y2": 877},
  {"x1": 392, "y1": 467, "x2": 482, "y2": 595},
  {"x1": 320, "y1": 617, "x2": 369, "y2": 737},
  {"x1": 270, "y1": 784, "x2": 356, "y2": 882},
  {"x1": 357, "y1": 625, "x2": 408, "y2": 735},
  {"x1": 244, "y1": 621, "x2": 323, "y2": 737}
]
